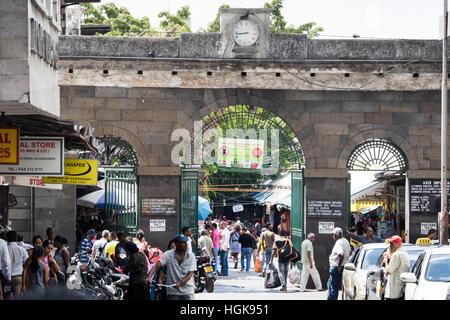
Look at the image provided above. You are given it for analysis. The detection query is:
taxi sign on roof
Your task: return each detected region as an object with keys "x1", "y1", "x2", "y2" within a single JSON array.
[{"x1": 415, "y1": 238, "x2": 432, "y2": 247}]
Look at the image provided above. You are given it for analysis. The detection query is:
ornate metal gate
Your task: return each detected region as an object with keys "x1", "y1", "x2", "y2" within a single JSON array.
[
  {"x1": 291, "y1": 170, "x2": 304, "y2": 268},
  {"x1": 179, "y1": 166, "x2": 199, "y2": 251}
]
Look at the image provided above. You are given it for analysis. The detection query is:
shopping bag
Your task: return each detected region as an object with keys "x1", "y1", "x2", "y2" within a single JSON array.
[
  {"x1": 254, "y1": 258, "x2": 262, "y2": 273},
  {"x1": 264, "y1": 264, "x2": 281, "y2": 289},
  {"x1": 288, "y1": 265, "x2": 301, "y2": 285}
]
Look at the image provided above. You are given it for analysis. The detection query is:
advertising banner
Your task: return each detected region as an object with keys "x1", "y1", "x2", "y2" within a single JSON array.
[
  {"x1": 42, "y1": 159, "x2": 98, "y2": 186},
  {"x1": 12, "y1": 176, "x2": 62, "y2": 190},
  {"x1": 217, "y1": 138, "x2": 264, "y2": 169},
  {"x1": 0, "y1": 128, "x2": 19, "y2": 164},
  {"x1": 0, "y1": 137, "x2": 64, "y2": 176}
]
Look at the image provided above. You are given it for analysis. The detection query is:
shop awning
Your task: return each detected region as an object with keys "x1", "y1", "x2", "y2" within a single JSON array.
[
  {"x1": 4, "y1": 114, "x2": 97, "y2": 153},
  {"x1": 351, "y1": 180, "x2": 386, "y2": 202}
]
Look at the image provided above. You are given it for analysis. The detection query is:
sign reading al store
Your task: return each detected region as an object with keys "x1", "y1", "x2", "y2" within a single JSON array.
[{"x1": 0, "y1": 128, "x2": 20, "y2": 165}]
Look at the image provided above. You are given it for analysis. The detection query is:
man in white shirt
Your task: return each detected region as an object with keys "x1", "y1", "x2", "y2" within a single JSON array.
[
  {"x1": 182, "y1": 227, "x2": 196, "y2": 253},
  {"x1": 92, "y1": 230, "x2": 110, "y2": 259},
  {"x1": 0, "y1": 225, "x2": 11, "y2": 300},
  {"x1": 327, "y1": 227, "x2": 351, "y2": 300},
  {"x1": 218, "y1": 221, "x2": 231, "y2": 276},
  {"x1": 6, "y1": 230, "x2": 28, "y2": 299},
  {"x1": 198, "y1": 230, "x2": 214, "y2": 261}
]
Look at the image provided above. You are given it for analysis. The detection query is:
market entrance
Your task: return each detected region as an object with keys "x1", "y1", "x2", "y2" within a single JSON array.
[
  {"x1": 180, "y1": 105, "x2": 305, "y2": 251},
  {"x1": 347, "y1": 138, "x2": 408, "y2": 241}
]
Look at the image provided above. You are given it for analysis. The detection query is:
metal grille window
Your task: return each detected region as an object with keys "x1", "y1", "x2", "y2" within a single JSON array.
[{"x1": 347, "y1": 138, "x2": 408, "y2": 172}]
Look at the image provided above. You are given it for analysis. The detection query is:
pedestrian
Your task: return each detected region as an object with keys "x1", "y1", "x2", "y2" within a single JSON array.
[
  {"x1": 299, "y1": 233, "x2": 324, "y2": 292},
  {"x1": 53, "y1": 236, "x2": 70, "y2": 283},
  {"x1": 17, "y1": 235, "x2": 33, "y2": 251},
  {"x1": 32, "y1": 235, "x2": 43, "y2": 248},
  {"x1": 250, "y1": 228, "x2": 259, "y2": 269},
  {"x1": 124, "y1": 241, "x2": 149, "y2": 300},
  {"x1": 326, "y1": 227, "x2": 351, "y2": 300},
  {"x1": 134, "y1": 230, "x2": 149, "y2": 256},
  {"x1": 0, "y1": 226, "x2": 11, "y2": 300},
  {"x1": 427, "y1": 228, "x2": 439, "y2": 244},
  {"x1": 238, "y1": 227, "x2": 253, "y2": 272},
  {"x1": 198, "y1": 230, "x2": 214, "y2": 261},
  {"x1": 383, "y1": 235, "x2": 410, "y2": 300},
  {"x1": 42, "y1": 240, "x2": 61, "y2": 286},
  {"x1": 270, "y1": 230, "x2": 292, "y2": 292},
  {"x1": 218, "y1": 221, "x2": 230, "y2": 276},
  {"x1": 22, "y1": 246, "x2": 49, "y2": 295},
  {"x1": 230, "y1": 225, "x2": 241, "y2": 269},
  {"x1": 182, "y1": 227, "x2": 196, "y2": 254},
  {"x1": 114, "y1": 231, "x2": 129, "y2": 270},
  {"x1": 147, "y1": 234, "x2": 196, "y2": 300},
  {"x1": 261, "y1": 223, "x2": 275, "y2": 277},
  {"x1": 45, "y1": 227, "x2": 55, "y2": 242},
  {"x1": 6, "y1": 230, "x2": 28, "y2": 299},
  {"x1": 105, "y1": 232, "x2": 118, "y2": 261},
  {"x1": 254, "y1": 220, "x2": 262, "y2": 236},
  {"x1": 79, "y1": 229, "x2": 96, "y2": 265},
  {"x1": 210, "y1": 223, "x2": 220, "y2": 273},
  {"x1": 346, "y1": 226, "x2": 383, "y2": 244},
  {"x1": 92, "y1": 230, "x2": 110, "y2": 259}
]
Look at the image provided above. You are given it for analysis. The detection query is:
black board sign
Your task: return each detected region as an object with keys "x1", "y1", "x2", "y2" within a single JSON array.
[
  {"x1": 307, "y1": 200, "x2": 343, "y2": 216},
  {"x1": 409, "y1": 179, "x2": 450, "y2": 214}
]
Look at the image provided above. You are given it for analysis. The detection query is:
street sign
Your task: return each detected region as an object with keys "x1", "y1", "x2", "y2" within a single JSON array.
[
  {"x1": 0, "y1": 137, "x2": 64, "y2": 176},
  {"x1": 42, "y1": 159, "x2": 98, "y2": 185},
  {"x1": 11, "y1": 176, "x2": 62, "y2": 190},
  {"x1": 232, "y1": 204, "x2": 244, "y2": 212},
  {"x1": 0, "y1": 128, "x2": 19, "y2": 165},
  {"x1": 149, "y1": 219, "x2": 166, "y2": 232}
]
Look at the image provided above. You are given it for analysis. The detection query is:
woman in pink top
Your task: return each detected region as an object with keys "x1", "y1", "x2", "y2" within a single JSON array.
[{"x1": 211, "y1": 223, "x2": 220, "y2": 272}]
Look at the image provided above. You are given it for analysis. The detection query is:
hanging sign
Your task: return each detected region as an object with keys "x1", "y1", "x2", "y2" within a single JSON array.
[
  {"x1": 149, "y1": 219, "x2": 166, "y2": 232},
  {"x1": 318, "y1": 221, "x2": 335, "y2": 234},
  {"x1": 0, "y1": 128, "x2": 19, "y2": 165},
  {"x1": 42, "y1": 159, "x2": 98, "y2": 186},
  {"x1": 217, "y1": 138, "x2": 264, "y2": 169},
  {"x1": 0, "y1": 137, "x2": 64, "y2": 176},
  {"x1": 232, "y1": 204, "x2": 244, "y2": 212},
  {"x1": 12, "y1": 176, "x2": 62, "y2": 190}
]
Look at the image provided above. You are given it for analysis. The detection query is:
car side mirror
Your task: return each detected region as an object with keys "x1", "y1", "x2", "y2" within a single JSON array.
[
  {"x1": 344, "y1": 263, "x2": 356, "y2": 271},
  {"x1": 400, "y1": 272, "x2": 417, "y2": 283}
]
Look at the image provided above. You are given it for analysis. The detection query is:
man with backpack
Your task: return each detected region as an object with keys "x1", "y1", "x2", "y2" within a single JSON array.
[{"x1": 269, "y1": 230, "x2": 293, "y2": 292}]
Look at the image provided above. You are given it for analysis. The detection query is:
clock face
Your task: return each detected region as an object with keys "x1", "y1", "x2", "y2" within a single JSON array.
[{"x1": 232, "y1": 19, "x2": 259, "y2": 47}]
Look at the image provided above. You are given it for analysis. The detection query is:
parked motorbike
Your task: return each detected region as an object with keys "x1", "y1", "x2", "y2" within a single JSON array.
[{"x1": 194, "y1": 247, "x2": 217, "y2": 293}]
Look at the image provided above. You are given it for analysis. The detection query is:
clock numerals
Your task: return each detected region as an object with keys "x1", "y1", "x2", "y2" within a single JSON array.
[{"x1": 232, "y1": 19, "x2": 260, "y2": 47}]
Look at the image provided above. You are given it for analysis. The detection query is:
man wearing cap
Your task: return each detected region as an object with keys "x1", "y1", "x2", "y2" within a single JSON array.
[
  {"x1": 79, "y1": 229, "x2": 96, "y2": 264},
  {"x1": 327, "y1": 227, "x2": 351, "y2": 300},
  {"x1": 147, "y1": 234, "x2": 196, "y2": 300},
  {"x1": 92, "y1": 230, "x2": 110, "y2": 259},
  {"x1": 299, "y1": 233, "x2": 324, "y2": 292},
  {"x1": 383, "y1": 235, "x2": 409, "y2": 300}
]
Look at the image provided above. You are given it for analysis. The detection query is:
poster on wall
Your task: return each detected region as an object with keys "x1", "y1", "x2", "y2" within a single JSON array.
[
  {"x1": 0, "y1": 137, "x2": 64, "y2": 176},
  {"x1": 318, "y1": 221, "x2": 335, "y2": 234},
  {"x1": 217, "y1": 138, "x2": 264, "y2": 169},
  {"x1": 409, "y1": 179, "x2": 450, "y2": 214},
  {"x1": 149, "y1": 219, "x2": 166, "y2": 232},
  {"x1": 421, "y1": 222, "x2": 437, "y2": 235},
  {"x1": 142, "y1": 198, "x2": 176, "y2": 215}
]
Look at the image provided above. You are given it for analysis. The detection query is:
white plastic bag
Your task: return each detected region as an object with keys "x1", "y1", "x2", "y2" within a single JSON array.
[{"x1": 288, "y1": 265, "x2": 301, "y2": 285}]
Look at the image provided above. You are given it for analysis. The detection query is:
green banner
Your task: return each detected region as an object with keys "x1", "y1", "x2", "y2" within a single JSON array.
[{"x1": 217, "y1": 138, "x2": 264, "y2": 169}]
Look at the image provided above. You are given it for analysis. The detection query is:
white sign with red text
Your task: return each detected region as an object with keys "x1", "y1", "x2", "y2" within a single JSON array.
[
  {"x1": 0, "y1": 137, "x2": 64, "y2": 176},
  {"x1": 12, "y1": 176, "x2": 62, "y2": 190}
]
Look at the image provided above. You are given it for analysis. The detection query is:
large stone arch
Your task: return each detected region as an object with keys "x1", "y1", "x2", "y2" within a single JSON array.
[
  {"x1": 337, "y1": 128, "x2": 420, "y2": 170},
  {"x1": 182, "y1": 88, "x2": 314, "y2": 168},
  {"x1": 93, "y1": 125, "x2": 150, "y2": 167}
]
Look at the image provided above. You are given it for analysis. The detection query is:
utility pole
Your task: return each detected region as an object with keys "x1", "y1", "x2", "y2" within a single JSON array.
[{"x1": 441, "y1": 0, "x2": 449, "y2": 245}]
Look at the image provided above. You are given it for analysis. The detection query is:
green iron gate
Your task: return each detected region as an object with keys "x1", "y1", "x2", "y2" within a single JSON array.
[
  {"x1": 179, "y1": 166, "x2": 199, "y2": 251},
  {"x1": 104, "y1": 166, "x2": 139, "y2": 235},
  {"x1": 345, "y1": 173, "x2": 352, "y2": 240},
  {"x1": 291, "y1": 170, "x2": 304, "y2": 268}
]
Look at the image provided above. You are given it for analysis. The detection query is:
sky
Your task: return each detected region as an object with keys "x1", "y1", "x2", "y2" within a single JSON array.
[{"x1": 99, "y1": 0, "x2": 443, "y2": 39}]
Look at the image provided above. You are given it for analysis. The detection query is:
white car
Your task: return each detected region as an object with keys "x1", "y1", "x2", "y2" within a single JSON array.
[
  {"x1": 401, "y1": 246, "x2": 450, "y2": 300},
  {"x1": 342, "y1": 243, "x2": 388, "y2": 300}
]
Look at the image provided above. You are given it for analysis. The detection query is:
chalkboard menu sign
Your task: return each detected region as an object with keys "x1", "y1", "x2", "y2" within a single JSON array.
[
  {"x1": 409, "y1": 179, "x2": 449, "y2": 214},
  {"x1": 307, "y1": 200, "x2": 343, "y2": 216},
  {"x1": 141, "y1": 198, "x2": 176, "y2": 215}
]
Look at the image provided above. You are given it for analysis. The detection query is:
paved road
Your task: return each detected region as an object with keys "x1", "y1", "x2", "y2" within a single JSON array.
[{"x1": 195, "y1": 260, "x2": 329, "y2": 300}]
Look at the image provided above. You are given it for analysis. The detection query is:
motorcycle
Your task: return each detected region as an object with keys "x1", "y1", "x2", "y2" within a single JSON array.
[{"x1": 194, "y1": 247, "x2": 217, "y2": 293}]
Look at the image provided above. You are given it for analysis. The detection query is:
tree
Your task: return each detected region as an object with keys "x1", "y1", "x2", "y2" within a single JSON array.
[
  {"x1": 80, "y1": 3, "x2": 154, "y2": 36},
  {"x1": 205, "y1": 4, "x2": 230, "y2": 32},
  {"x1": 158, "y1": 5, "x2": 191, "y2": 36},
  {"x1": 264, "y1": 0, "x2": 323, "y2": 38}
]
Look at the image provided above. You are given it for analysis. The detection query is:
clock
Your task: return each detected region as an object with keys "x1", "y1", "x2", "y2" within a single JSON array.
[{"x1": 232, "y1": 19, "x2": 260, "y2": 47}]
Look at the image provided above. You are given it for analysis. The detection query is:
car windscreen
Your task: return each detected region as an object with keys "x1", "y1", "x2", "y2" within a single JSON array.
[
  {"x1": 424, "y1": 254, "x2": 450, "y2": 282},
  {"x1": 361, "y1": 248, "x2": 385, "y2": 270},
  {"x1": 405, "y1": 249, "x2": 425, "y2": 270}
]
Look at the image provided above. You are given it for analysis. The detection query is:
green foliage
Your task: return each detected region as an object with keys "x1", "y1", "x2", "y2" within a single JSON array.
[
  {"x1": 205, "y1": 4, "x2": 230, "y2": 32},
  {"x1": 157, "y1": 5, "x2": 191, "y2": 36},
  {"x1": 80, "y1": 3, "x2": 154, "y2": 36},
  {"x1": 264, "y1": 0, "x2": 323, "y2": 38}
]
